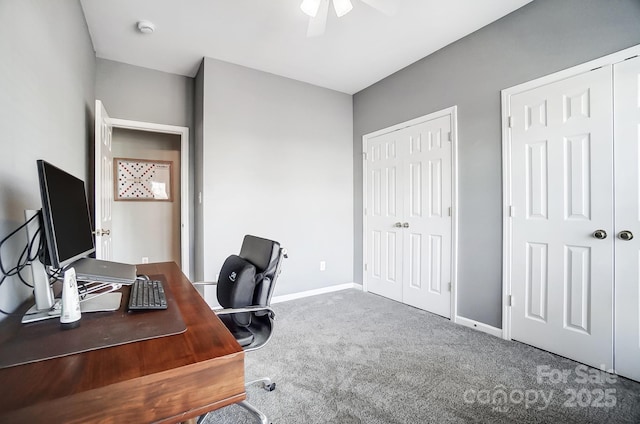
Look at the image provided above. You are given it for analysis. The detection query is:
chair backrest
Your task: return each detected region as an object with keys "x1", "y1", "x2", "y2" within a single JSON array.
[
  {"x1": 216, "y1": 235, "x2": 283, "y2": 326},
  {"x1": 239, "y1": 235, "x2": 282, "y2": 307}
]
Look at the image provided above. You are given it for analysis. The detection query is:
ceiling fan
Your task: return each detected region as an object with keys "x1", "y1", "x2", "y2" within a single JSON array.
[{"x1": 300, "y1": 0, "x2": 397, "y2": 37}]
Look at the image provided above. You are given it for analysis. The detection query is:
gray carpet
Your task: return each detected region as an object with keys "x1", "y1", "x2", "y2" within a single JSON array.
[{"x1": 202, "y1": 289, "x2": 640, "y2": 423}]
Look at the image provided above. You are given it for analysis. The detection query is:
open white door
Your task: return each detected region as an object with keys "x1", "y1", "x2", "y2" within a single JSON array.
[{"x1": 94, "y1": 100, "x2": 113, "y2": 260}]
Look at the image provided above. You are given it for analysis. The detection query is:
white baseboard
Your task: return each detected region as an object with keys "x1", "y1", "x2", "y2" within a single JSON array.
[
  {"x1": 271, "y1": 282, "x2": 362, "y2": 304},
  {"x1": 455, "y1": 315, "x2": 503, "y2": 338}
]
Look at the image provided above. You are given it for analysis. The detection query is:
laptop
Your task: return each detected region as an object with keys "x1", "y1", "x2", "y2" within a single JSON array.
[{"x1": 72, "y1": 258, "x2": 137, "y2": 285}]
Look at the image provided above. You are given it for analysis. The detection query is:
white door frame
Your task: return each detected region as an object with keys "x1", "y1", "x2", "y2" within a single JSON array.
[
  {"x1": 362, "y1": 106, "x2": 459, "y2": 321},
  {"x1": 501, "y1": 44, "x2": 640, "y2": 340},
  {"x1": 107, "y1": 117, "x2": 191, "y2": 279}
]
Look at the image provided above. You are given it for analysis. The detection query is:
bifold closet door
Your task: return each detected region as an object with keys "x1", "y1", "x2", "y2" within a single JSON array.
[
  {"x1": 365, "y1": 112, "x2": 453, "y2": 319},
  {"x1": 614, "y1": 56, "x2": 640, "y2": 381},
  {"x1": 366, "y1": 130, "x2": 404, "y2": 303},
  {"x1": 401, "y1": 117, "x2": 452, "y2": 318},
  {"x1": 510, "y1": 66, "x2": 614, "y2": 370}
]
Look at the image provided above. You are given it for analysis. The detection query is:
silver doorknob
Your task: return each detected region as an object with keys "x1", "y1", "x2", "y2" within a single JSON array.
[
  {"x1": 93, "y1": 229, "x2": 111, "y2": 236},
  {"x1": 619, "y1": 230, "x2": 634, "y2": 241},
  {"x1": 394, "y1": 222, "x2": 402, "y2": 228},
  {"x1": 402, "y1": 222, "x2": 410, "y2": 228},
  {"x1": 593, "y1": 230, "x2": 607, "y2": 240}
]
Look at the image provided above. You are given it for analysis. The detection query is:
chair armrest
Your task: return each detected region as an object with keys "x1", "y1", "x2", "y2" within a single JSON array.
[
  {"x1": 215, "y1": 305, "x2": 275, "y2": 318},
  {"x1": 191, "y1": 281, "x2": 217, "y2": 299},
  {"x1": 191, "y1": 281, "x2": 218, "y2": 286}
]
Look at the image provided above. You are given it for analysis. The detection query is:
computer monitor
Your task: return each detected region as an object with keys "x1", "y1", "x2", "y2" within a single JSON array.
[{"x1": 37, "y1": 160, "x2": 95, "y2": 269}]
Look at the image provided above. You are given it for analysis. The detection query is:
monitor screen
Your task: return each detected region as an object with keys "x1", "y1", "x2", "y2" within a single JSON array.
[{"x1": 37, "y1": 160, "x2": 95, "y2": 268}]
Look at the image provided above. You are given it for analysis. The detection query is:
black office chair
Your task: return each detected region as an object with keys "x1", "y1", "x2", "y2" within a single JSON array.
[{"x1": 197, "y1": 235, "x2": 287, "y2": 424}]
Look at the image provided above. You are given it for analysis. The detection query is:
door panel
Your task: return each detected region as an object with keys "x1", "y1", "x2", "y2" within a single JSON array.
[
  {"x1": 614, "y1": 56, "x2": 640, "y2": 381},
  {"x1": 94, "y1": 100, "x2": 113, "y2": 260},
  {"x1": 525, "y1": 242, "x2": 548, "y2": 322},
  {"x1": 510, "y1": 66, "x2": 614, "y2": 369},
  {"x1": 408, "y1": 233, "x2": 422, "y2": 289},
  {"x1": 564, "y1": 245, "x2": 591, "y2": 334},
  {"x1": 366, "y1": 131, "x2": 403, "y2": 302},
  {"x1": 428, "y1": 235, "x2": 442, "y2": 294},
  {"x1": 403, "y1": 117, "x2": 452, "y2": 317}
]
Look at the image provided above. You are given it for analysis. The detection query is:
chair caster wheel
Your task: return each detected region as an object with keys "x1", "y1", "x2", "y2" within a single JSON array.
[{"x1": 264, "y1": 382, "x2": 276, "y2": 391}]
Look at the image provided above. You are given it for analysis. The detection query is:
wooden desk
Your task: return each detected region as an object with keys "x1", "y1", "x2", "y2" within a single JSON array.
[{"x1": 0, "y1": 262, "x2": 245, "y2": 423}]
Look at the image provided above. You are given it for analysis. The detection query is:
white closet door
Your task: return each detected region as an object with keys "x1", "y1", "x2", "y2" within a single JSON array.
[
  {"x1": 614, "y1": 56, "x2": 640, "y2": 381},
  {"x1": 366, "y1": 130, "x2": 404, "y2": 302},
  {"x1": 510, "y1": 66, "x2": 614, "y2": 369},
  {"x1": 402, "y1": 117, "x2": 452, "y2": 317}
]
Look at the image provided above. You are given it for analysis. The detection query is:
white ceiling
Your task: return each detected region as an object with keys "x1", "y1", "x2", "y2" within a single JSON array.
[{"x1": 80, "y1": 0, "x2": 533, "y2": 94}]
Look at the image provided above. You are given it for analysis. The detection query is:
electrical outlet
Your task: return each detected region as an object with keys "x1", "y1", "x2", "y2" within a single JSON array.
[
  {"x1": 320, "y1": 261, "x2": 326, "y2": 271},
  {"x1": 142, "y1": 257, "x2": 149, "y2": 264}
]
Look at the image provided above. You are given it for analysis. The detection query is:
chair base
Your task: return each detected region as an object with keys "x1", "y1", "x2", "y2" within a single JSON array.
[
  {"x1": 246, "y1": 376, "x2": 276, "y2": 392},
  {"x1": 238, "y1": 400, "x2": 270, "y2": 424},
  {"x1": 197, "y1": 378, "x2": 275, "y2": 424},
  {"x1": 197, "y1": 400, "x2": 269, "y2": 424}
]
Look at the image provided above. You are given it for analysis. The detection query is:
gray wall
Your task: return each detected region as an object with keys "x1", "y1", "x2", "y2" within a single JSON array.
[
  {"x1": 197, "y1": 58, "x2": 353, "y2": 297},
  {"x1": 0, "y1": 0, "x2": 96, "y2": 318},
  {"x1": 95, "y1": 58, "x2": 195, "y2": 277},
  {"x1": 95, "y1": 59, "x2": 193, "y2": 128},
  {"x1": 353, "y1": 0, "x2": 640, "y2": 328},
  {"x1": 111, "y1": 129, "x2": 181, "y2": 266}
]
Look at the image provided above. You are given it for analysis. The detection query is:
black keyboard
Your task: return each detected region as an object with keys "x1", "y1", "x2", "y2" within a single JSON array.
[{"x1": 128, "y1": 280, "x2": 167, "y2": 310}]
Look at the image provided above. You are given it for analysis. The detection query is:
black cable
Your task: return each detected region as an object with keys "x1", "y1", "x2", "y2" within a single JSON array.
[
  {"x1": 26, "y1": 226, "x2": 43, "y2": 262},
  {"x1": 0, "y1": 213, "x2": 39, "y2": 277},
  {"x1": 4, "y1": 243, "x2": 29, "y2": 276},
  {"x1": 12, "y1": 227, "x2": 45, "y2": 288},
  {"x1": 0, "y1": 215, "x2": 76, "y2": 316},
  {"x1": 15, "y1": 226, "x2": 47, "y2": 288},
  {"x1": 46, "y1": 266, "x2": 62, "y2": 282},
  {"x1": 0, "y1": 215, "x2": 49, "y2": 314},
  {"x1": 1, "y1": 235, "x2": 36, "y2": 288},
  {"x1": 13, "y1": 268, "x2": 33, "y2": 288}
]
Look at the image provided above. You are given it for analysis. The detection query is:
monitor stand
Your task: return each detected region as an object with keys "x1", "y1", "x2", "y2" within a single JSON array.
[{"x1": 22, "y1": 292, "x2": 122, "y2": 324}]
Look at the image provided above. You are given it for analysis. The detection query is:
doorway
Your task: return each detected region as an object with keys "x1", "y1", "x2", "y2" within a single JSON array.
[
  {"x1": 111, "y1": 129, "x2": 181, "y2": 266},
  {"x1": 93, "y1": 100, "x2": 191, "y2": 278}
]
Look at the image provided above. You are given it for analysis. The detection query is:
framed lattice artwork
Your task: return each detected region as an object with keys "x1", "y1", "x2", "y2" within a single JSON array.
[{"x1": 114, "y1": 158, "x2": 173, "y2": 201}]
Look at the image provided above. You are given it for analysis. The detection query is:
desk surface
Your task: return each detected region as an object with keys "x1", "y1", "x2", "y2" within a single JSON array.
[{"x1": 0, "y1": 262, "x2": 245, "y2": 424}]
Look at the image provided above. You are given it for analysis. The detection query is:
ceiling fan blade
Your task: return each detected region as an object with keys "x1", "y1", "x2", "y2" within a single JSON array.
[
  {"x1": 307, "y1": 0, "x2": 330, "y2": 37},
  {"x1": 361, "y1": 0, "x2": 397, "y2": 16},
  {"x1": 333, "y1": 0, "x2": 353, "y2": 17},
  {"x1": 300, "y1": 0, "x2": 321, "y2": 17}
]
